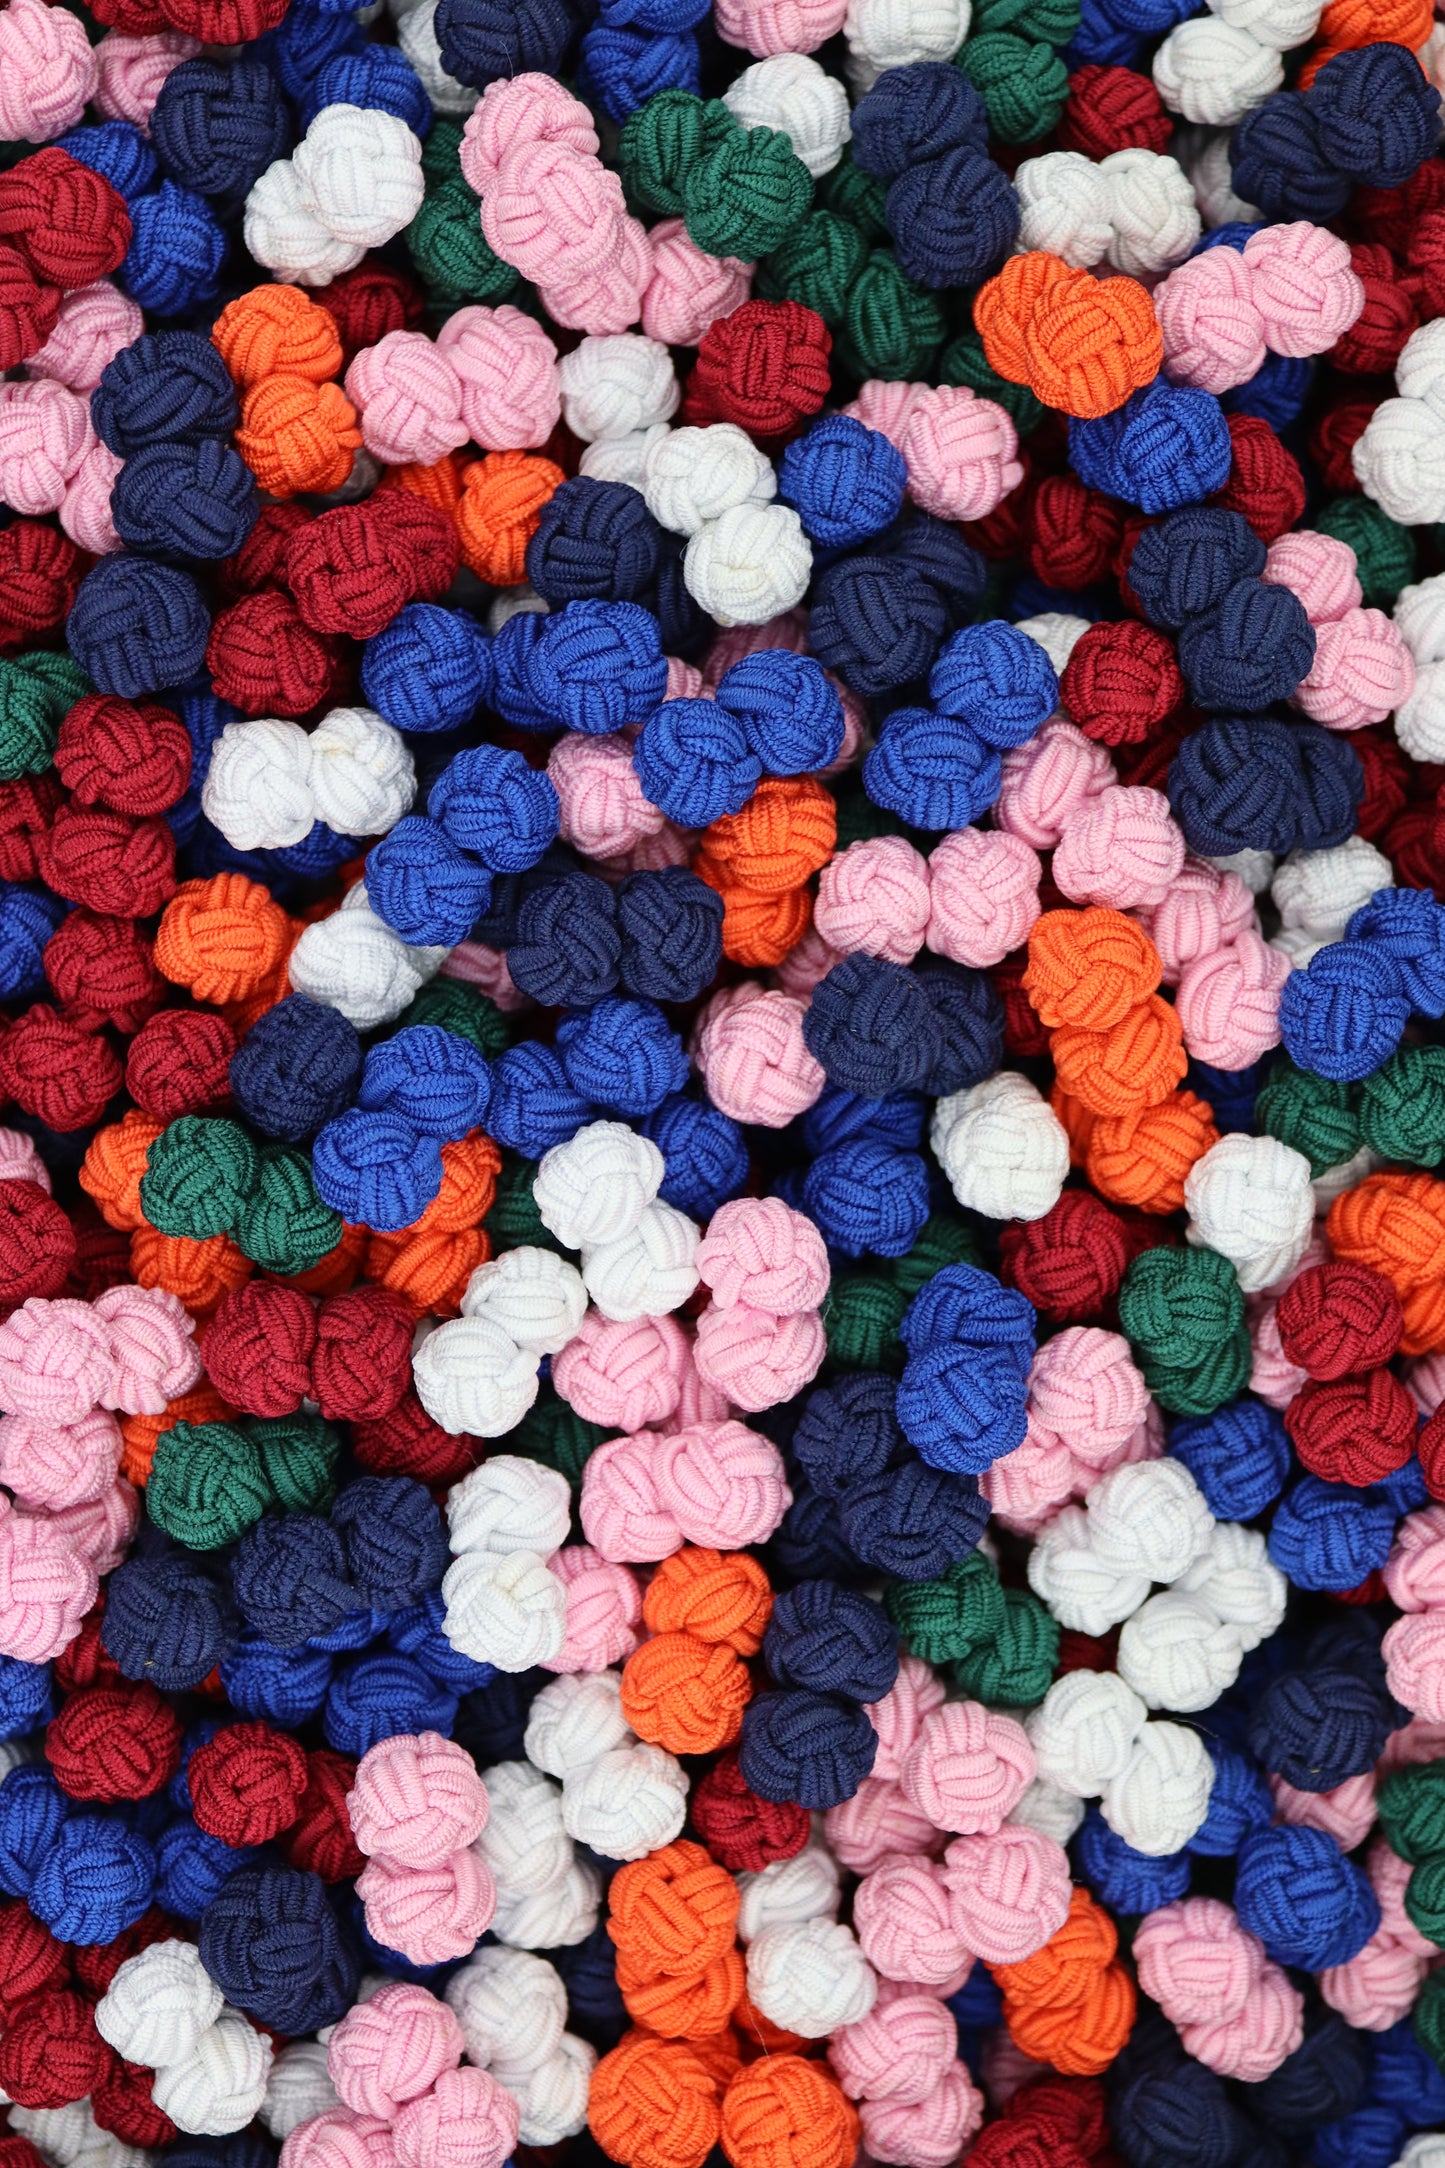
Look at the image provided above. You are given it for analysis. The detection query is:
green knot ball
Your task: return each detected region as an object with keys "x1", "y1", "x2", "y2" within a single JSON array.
[
  {"x1": 236, "y1": 1147, "x2": 342, "y2": 1274},
  {"x1": 1379, "y1": 1760, "x2": 1445, "y2": 1865},
  {"x1": 247, "y1": 1412, "x2": 340, "y2": 1513},
  {"x1": 400, "y1": 978, "x2": 510, "y2": 1059},
  {"x1": 686, "y1": 122, "x2": 814, "y2": 263},
  {"x1": 1117, "y1": 1242, "x2": 1249, "y2": 1415},
  {"x1": 148, "y1": 1419, "x2": 273, "y2": 1550},
  {"x1": 884, "y1": 1551, "x2": 1005, "y2": 1666},
  {"x1": 942, "y1": 328, "x2": 1045, "y2": 436},
  {"x1": 973, "y1": 0, "x2": 1080, "y2": 43},
  {"x1": 823, "y1": 1272, "x2": 909, "y2": 1373},
  {"x1": 514, "y1": 1391, "x2": 606, "y2": 1487},
  {"x1": 953, "y1": 1587, "x2": 1059, "y2": 1706},
  {"x1": 409, "y1": 178, "x2": 519, "y2": 305},
  {"x1": 0, "y1": 653, "x2": 89, "y2": 784},
  {"x1": 890, "y1": 1216, "x2": 982, "y2": 1300},
  {"x1": 1317, "y1": 494, "x2": 1417, "y2": 609},
  {"x1": 758, "y1": 212, "x2": 868, "y2": 327},
  {"x1": 1405, "y1": 1853, "x2": 1445, "y2": 1950},
  {"x1": 421, "y1": 117, "x2": 464, "y2": 185},
  {"x1": 840, "y1": 250, "x2": 947, "y2": 381},
  {"x1": 821, "y1": 157, "x2": 891, "y2": 245},
  {"x1": 1255, "y1": 1060, "x2": 1362, "y2": 1177},
  {"x1": 141, "y1": 1117, "x2": 259, "y2": 1242},
  {"x1": 487, "y1": 1152, "x2": 560, "y2": 1253},
  {"x1": 1360, "y1": 1046, "x2": 1445, "y2": 1167},
  {"x1": 621, "y1": 90, "x2": 729, "y2": 216},
  {"x1": 958, "y1": 35, "x2": 1070, "y2": 143}
]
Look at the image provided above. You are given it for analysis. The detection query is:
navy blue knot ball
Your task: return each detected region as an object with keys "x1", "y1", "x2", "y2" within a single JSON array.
[
  {"x1": 231, "y1": 1513, "x2": 358, "y2": 1648},
  {"x1": 778, "y1": 418, "x2": 906, "y2": 551},
  {"x1": 332, "y1": 1478, "x2": 448, "y2": 1610},
  {"x1": 508, "y1": 871, "x2": 622, "y2": 1009},
  {"x1": 804, "y1": 953, "x2": 944, "y2": 1098},
  {"x1": 877, "y1": 514, "x2": 988, "y2": 623},
  {"x1": 1310, "y1": 41, "x2": 1443, "y2": 189},
  {"x1": 1248, "y1": 1665, "x2": 1393, "y2": 1793},
  {"x1": 434, "y1": 0, "x2": 574, "y2": 87},
  {"x1": 616, "y1": 866, "x2": 724, "y2": 1004},
  {"x1": 200, "y1": 1862, "x2": 359, "y2": 2034},
  {"x1": 1230, "y1": 92, "x2": 1351, "y2": 224},
  {"x1": 764, "y1": 1581, "x2": 899, "y2": 1704},
  {"x1": 230, "y1": 994, "x2": 361, "y2": 1143},
  {"x1": 526, "y1": 478, "x2": 661, "y2": 605},
  {"x1": 738, "y1": 1686, "x2": 878, "y2": 1810},
  {"x1": 151, "y1": 58, "x2": 290, "y2": 201},
  {"x1": 1168, "y1": 718, "x2": 1361, "y2": 857},
  {"x1": 1127, "y1": 506, "x2": 1265, "y2": 629},
  {"x1": 850, "y1": 62, "x2": 989, "y2": 177},
  {"x1": 68, "y1": 556, "x2": 210, "y2": 700},
  {"x1": 809, "y1": 555, "x2": 949, "y2": 697},
  {"x1": 102, "y1": 1552, "x2": 236, "y2": 1691},
  {"x1": 1176, "y1": 577, "x2": 1317, "y2": 712},
  {"x1": 1114, "y1": 2064, "x2": 1244, "y2": 2168},
  {"x1": 886, "y1": 149, "x2": 1020, "y2": 290},
  {"x1": 794, "y1": 1372, "x2": 903, "y2": 1497},
  {"x1": 837, "y1": 1461, "x2": 990, "y2": 1582},
  {"x1": 915, "y1": 962, "x2": 1004, "y2": 1096},
  {"x1": 1245, "y1": 2013, "x2": 1368, "y2": 2136},
  {"x1": 112, "y1": 440, "x2": 258, "y2": 565}
]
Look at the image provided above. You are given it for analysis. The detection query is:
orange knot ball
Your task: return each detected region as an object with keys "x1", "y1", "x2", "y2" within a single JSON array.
[
  {"x1": 590, "y1": 2032, "x2": 723, "y2": 2168},
  {"x1": 719, "y1": 2055, "x2": 859, "y2": 2168},
  {"x1": 1025, "y1": 908, "x2": 1162, "y2": 1030},
  {"x1": 119, "y1": 1381, "x2": 234, "y2": 1489},
  {"x1": 642, "y1": 1548, "x2": 773, "y2": 1655},
  {"x1": 1050, "y1": 995, "x2": 1186, "y2": 1117},
  {"x1": 975, "y1": 252, "x2": 1161, "y2": 419},
  {"x1": 155, "y1": 875, "x2": 294, "y2": 1008},
  {"x1": 699, "y1": 779, "x2": 838, "y2": 898},
  {"x1": 212, "y1": 285, "x2": 343, "y2": 389},
  {"x1": 456, "y1": 452, "x2": 564, "y2": 585},
  {"x1": 129, "y1": 1227, "x2": 252, "y2": 1318},
  {"x1": 235, "y1": 375, "x2": 360, "y2": 497},
  {"x1": 80, "y1": 1110, "x2": 163, "y2": 1233},
  {"x1": 1327, "y1": 1170, "x2": 1445, "y2": 1353},
  {"x1": 616, "y1": 1948, "x2": 746, "y2": 2040},
  {"x1": 620, "y1": 1631, "x2": 753, "y2": 1755},
  {"x1": 608, "y1": 1839, "x2": 741, "y2": 1977},
  {"x1": 1085, "y1": 1089, "x2": 1220, "y2": 1216}
]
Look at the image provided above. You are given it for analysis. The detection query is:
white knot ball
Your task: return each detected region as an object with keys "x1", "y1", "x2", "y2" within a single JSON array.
[
  {"x1": 560, "y1": 1741, "x2": 688, "y2": 1859},
  {"x1": 1208, "y1": 844, "x2": 1275, "y2": 893},
  {"x1": 1395, "y1": 574, "x2": 1445, "y2": 664},
  {"x1": 396, "y1": 0, "x2": 477, "y2": 112},
  {"x1": 1394, "y1": 659, "x2": 1445, "y2": 762},
  {"x1": 1270, "y1": 839, "x2": 1393, "y2": 942},
  {"x1": 307, "y1": 707, "x2": 415, "y2": 838},
  {"x1": 843, "y1": 0, "x2": 970, "y2": 90},
  {"x1": 510, "y1": 2036, "x2": 595, "y2": 2147},
  {"x1": 524, "y1": 1670, "x2": 634, "y2": 1781},
  {"x1": 931, "y1": 1071, "x2": 1069, "y2": 1222},
  {"x1": 746, "y1": 1919, "x2": 877, "y2": 2038},
  {"x1": 557, "y1": 335, "x2": 679, "y2": 443},
  {"x1": 492, "y1": 1858, "x2": 601, "y2": 1948},
  {"x1": 737, "y1": 1847, "x2": 842, "y2": 1942},
  {"x1": 1394, "y1": 318, "x2": 1445, "y2": 403},
  {"x1": 202, "y1": 719, "x2": 314, "y2": 851},
  {"x1": 534, "y1": 1120, "x2": 664, "y2": 1249},
  {"x1": 287, "y1": 904, "x2": 429, "y2": 1029},
  {"x1": 445, "y1": 1947, "x2": 568, "y2": 2078},
  {"x1": 414, "y1": 1316, "x2": 541, "y2": 1437},
  {"x1": 1101, "y1": 1721, "x2": 1215, "y2": 1855},
  {"x1": 1014, "y1": 152, "x2": 1112, "y2": 267},
  {"x1": 461, "y1": 1247, "x2": 588, "y2": 1356},
  {"x1": 151, "y1": 2016, "x2": 274, "y2": 2137},
  {"x1": 1027, "y1": 1503, "x2": 1151, "y2": 1635},
  {"x1": 580, "y1": 425, "x2": 671, "y2": 490},
  {"x1": 1184, "y1": 1133, "x2": 1314, "y2": 1292},
  {"x1": 1008, "y1": 1777, "x2": 1086, "y2": 1846},
  {"x1": 1027, "y1": 1669, "x2": 1148, "y2": 1797},
  {"x1": 442, "y1": 1549, "x2": 566, "y2": 1670},
  {"x1": 1088, "y1": 1459, "x2": 1214, "y2": 1585},
  {"x1": 642, "y1": 423, "x2": 775, "y2": 536},
  {"x1": 1177, "y1": 1521, "x2": 1288, "y2": 1651},
  {"x1": 447, "y1": 1455, "x2": 571, "y2": 1559},
  {"x1": 243, "y1": 158, "x2": 365, "y2": 285},
  {"x1": 260, "y1": 2042, "x2": 339, "y2": 2139},
  {"x1": 1152, "y1": 19, "x2": 1283, "y2": 125},
  {"x1": 1205, "y1": 0, "x2": 1320, "y2": 46},
  {"x1": 1353, "y1": 393, "x2": 1445, "y2": 526},
  {"x1": 474, "y1": 1760, "x2": 572, "y2": 1894},
  {"x1": 1014, "y1": 611, "x2": 1090, "y2": 674},
  {"x1": 722, "y1": 54, "x2": 851, "y2": 176},
  {"x1": 685, "y1": 503, "x2": 812, "y2": 625},
  {"x1": 96, "y1": 1941, "x2": 222, "y2": 2069},
  {"x1": 1117, "y1": 1591, "x2": 1244, "y2": 1713},
  {"x1": 293, "y1": 104, "x2": 425, "y2": 248},
  {"x1": 1100, "y1": 149, "x2": 1201, "y2": 277},
  {"x1": 582, "y1": 1200, "x2": 701, "y2": 1322}
]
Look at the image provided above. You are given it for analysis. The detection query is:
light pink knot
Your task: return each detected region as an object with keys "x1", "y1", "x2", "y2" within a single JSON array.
[
  {"x1": 94, "y1": 1283, "x2": 200, "y2": 1415},
  {"x1": 852, "y1": 1854, "x2": 974, "y2": 1986},
  {"x1": 0, "y1": 1407, "x2": 121, "y2": 1512},
  {"x1": 460, "y1": 74, "x2": 599, "y2": 198},
  {"x1": 1293, "y1": 607, "x2": 1416, "y2": 730},
  {"x1": 0, "y1": 1296, "x2": 116, "y2": 1423},
  {"x1": 829, "y1": 1992, "x2": 957, "y2": 2104},
  {"x1": 859, "y1": 2066, "x2": 984, "y2": 2168},
  {"x1": 481, "y1": 142, "x2": 627, "y2": 287},
  {"x1": 578, "y1": 1431, "x2": 682, "y2": 1563},
  {"x1": 435, "y1": 305, "x2": 560, "y2": 452},
  {"x1": 1156, "y1": 247, "x2": 1267, "y2": 394},
  {"x1": 94, "y1": 29, "x2": 199, "y2": 128},
  {"x1": 1384, "y1": 1610, "x2": 1445, "y2": 1720},
  {"x1": 664, "y1": 658, "x2": 705, "y2": 702},
  {"x1": 839, "y1": 380, "x2": 930, "y2": 456},
  {"x1": 1247, "y1": 1296, "x2": 1307, "y2": 1411},
  {"x1": 0, "y1": 381, "x2": 94, "y2": 517},
  {"x1": 865, "y1": 1653, "x2": 948, "y2": 1783},
  {"x1": 693, "y1": 984, "x2": 825, "y2": 1127},
  {"x1": 900, "y1": 1701, "x2": 1035, "y2": 1837},
  {"x1": 652, "y1": 1418, "x2": 793, "y2": 1546},
  {"x1": 1269, "y1": 1771, "x2": 1377, "y2": 1851},
  {"x1": 642, "y1": 220, "x2": 753, "y2": 348},
  {"x1": 0, "y1": 0, "x2": 98, "y2": 141},
  {"x1": 713, "y1": 0, "x2": 848, "y2": 52},
  {"x1": 549, "y1": 734, "x2": 665, "y2": 861},
  {"x1": 701, "y1": 612, "x2": 808, "y2": 690},
  {"x1": 543, "y1": 1543, "x2": 642, "y2": 1672},
  {"x1": 773, "y1": 924, "x2": 846, "y2": 999},
  {"x1": 1176, "y1": 930, "x2": 1290, "y2": 1070},
  {"x1": 1368, "y1": 1835, "x2": 1437, "y2": 1957},
  {"x1": 0, "y1": 1130, "x2": 49, "y2": 1191},
  {"x1": 926, "y1": 828, "x2": 1040, "y2": 970},
  {"x1": 1179, "y1": 1961, "x2": 1303, "y2": 2082},
  {"x1": 996, "y1": 717, "x2": 1116, "y2": 850},
  {"x1": 280, "y1": 2109, "x2": 399, "y2": 2168},
  {"x1": 357, "y1": 1850, "x2": 497, "y2": 1968},
  {"x1": 941, "y1": 1825, "x2": 1071, "y2": 1966},
  {"x1": 1139, "y1": 858, "x2": 1254, "y2": 984},
  {"x1": 1378, "y1": 1711, "x2": 1445, "y2": 1772},
  {"x1": 30, "y1": 1478, "x2": 137, "y2": 1575},
  {"x1": 553, "y1": 1312, "x2": 687, "y2": 1436},
  {"x1": 537, "y1": 215, "x2": 654, "y2": 339},
  {"x1": 348, "y1": 1732, "x2": 489, "y2": 1870},
  {"x1": 328, "y1": 1984, "x2": 464, "y2": 2122},
  {"x1": 1384, "y1": 1503, "x2": 1445, "y2": 1612},
  {"x1": 1053, "y1": 784, "x2": 1185, "y2": 911},
  {"x1": 438, "y1": 942, "x2": 532, "y2": 1013},
  {"x1": 60, "y1": 438, "x2": 122, "y2": 556},
  {"x1": 345, "y1": 333, "x2": 468, "y2": 468},
  {"x1": 815, "y1": 836, "x2": 932, "y2": 965},
  {"x1": 1320, "y1": 1928, "x2": 1428, "y2": 2033},
  {"x1": 1242, "y1": 222, "x2": 1366, "y2": 358},
  {"x1": 671, "y1": 1338, "x2": 730, "y2": 1429},
  {"x1": 1409, "y1": 1351, "x2": 1445, "y2": 1419},
  {"x1": 981, "y1": 1415, "x2": 1077, "y2": 1534},
  {"x1": 594, "y1": 818, "x2": 697, "y2": 879},
  {"x1": 696, "y1": 1196, "x2": 830, "y2": 1316},
  {"x1": 392, "y1": 2067, "x2": 519, "y2": 2168},
  {"x1": 900, "y1": 387, "x2": 1022, "y2": 524},
  {"x1": 29, "y1": 282, "x2": 143, "y2": 394},
  {"x1": 1133, "y1": 1898, "x2": 1261, "y2": 2026},
  {"x1": 1027, "y1": 1326, "x2": 1146, "y2": 1467},
  {"x1": 0, "y1": 1507, "x2": 97, "y2": 1662},
  {"x1": 824, "y1": 1777, "x2": 944, "y2": 1875},
  {"x1": 691, "y1": 1301, "x2": 825, "y2": 1413},
  {"x1": 1263, "y1": 530, "x2": 1362, "y2": 625}
]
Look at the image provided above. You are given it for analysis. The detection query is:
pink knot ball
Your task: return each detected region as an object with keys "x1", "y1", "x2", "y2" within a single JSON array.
[
  {"x1": 663, "y1": 656, "x2": 705, "y2": 702},
  {"x1": 696, "y1": 1196, "x2": 830, "y2": 1316},
  {"x1": 0, "y1": 1296, "x2": 116, "y2": 1424},
  {"x1": 0, "y1": 1406, "x2": 121, "y2": 1512},
  {"x1": 701, "y1": 613, "x2": 807, "y2": 690},
  {"x1": 672, "y1": 1341, "x2": 730, "y2": 1429},
  {"x1": 1133, "y1": 1897, "x2": 1261, "y2": 2025},
  {"x1": 33, "y1": 1477, "x2": 137, "y2": 1575},
  {"x1": 996, "y1": 718, "x2": 1115, "y2": 850},
  {"x1": 0, "y1": 0, "x2": 99, "y2": 141},
  {"x1": 865, "y1": 1653, "x2": 947, "y2": 1781},
  {"x1": 356, "y1": 1849, "x2": 498, "y2": 1967},
  {"x1": 641, "y1": 221, "x2": 752, "y2": 348},
  {"x1": 549, "y1": 734, "x2": 666, "y2": 861},
  {"x1": 712, "y1": 0, "x2": 848, "y2": 51},
  {"x1": 29, "y1": 282, "x2": 144, "y2": 394},
  {"x1": 435, "y1": 305, "x2": 560, "y2": 451},
  {"x1": 94, "y1": 28, "x2": 198, "y2": 126},
  {"x1": 1242, "y1": 222, "x2": 1365, "y2": 358},
  {"x1": 829, "y1": 1992, "x2": 957, "y2": 2103},
  {"x1": 900, "y1": 1701, "x2": 1036, "y2": 1836},
  {"x1": 1179, "y1": 1961, "x2": 1303, "y2": 2082},
  {"x1": 579, "y1": 1431, "x2": 683, "y2": 1563},
  {"x1": 900, "y1": 387, "x2": 1022, "y2": 524},
  {"x1": 981, "y1": 1415, "x2": 1077, "y2": 1534},
  {"x1": 815, "y1": 836, "x2": 932, "y2": 965},
  {"x1": 1176, "y1": 930, "x2": 1290, "y2": 1070},
  {"x1": 481, "y1": 142, "x2": 626, "y2": 287},
  {"x1": 1248, "y1": 1295, "x2": 1308, "y2": 1410},
  {"x1": 439, "y1": 942, "x2": 532, "y2": 1012},
  {"x1": 391, "y1": 2066, "x2": 519, "y2": 2168},
  {"x1": 280, "y1": 2109, "x2": 398, "y2": 2168},
  {"x1": 774, "y1": 925, "x2": 846, "y2": 999},
  {"x1": 1263, "y1": 530, "x2": 1362, "y2": 624},
  {"x1": 1026, "y1": 1326, "x2": 1147, "y2": 1467},
  {"x1": 544, "y1": 1543, "x2": 642, "y2": 1673},
  {"x1": 859, "y1": 2066, "x2": 984, "y2": 2168},
  {"x1": 926, "y1": 827, "x2": 1041, "y2": 970},
  {"x1": 346, "y1": 333, "x2": 468, "y2": 468},
  {"x1": 0, "y1": 381, "x2": 94, "y2": 517},
  {"x1": 94, "y1": 1284, "x2": 200, "y2": 1414},
  {"x1": 1384, "y1": 1609, "x2": 1445, "y2": 1720},
  {"x1": 328, "y1": 1984, "x2": 465, "y2": 2121},
  {"x1": 693, "y1": 985, "x2": 824, "y2": 1128},
  {"x1": 0, "y1": 1502, "x2": 98, "y2": 1661},
  {"x1": 1385, "y1": 1504, "x2": 1445, "y2": 1612},
  {"x1": 1369, "y1": 1835, "x2": 1437, "y2": 1956},
  {"x1": 1138, "y1": 859, "x2": 1254, "y2": 984},
  {"x1": 941, "y1": 1826, "x2": 1071, "y2": 1966},
  {"x1": 1269, "y1": 1771, "x2": 1377, "y2": 1852},
  {"x1": 461, "y1": 74, "x2": 599, "y2": 197},
  {"x1": 1052, "y1": 784, "x2": 1185, "y2": 911},
  {"x1": 1320, "y1": 1930, "x2": 1427, "y2": 2033},
  {"x1": 348, "y1": 1732, "x2": 489, "y2": 1870},
  {"x1": 552, "y1": 1311, "x2": 687, "y2": 1434},
  {"x1": 1293, "y1": 607, "x2": 1416, "y2": 730},
  {"x1": 652, "y1": 1418, "x2": 793, "y2": 1546},
  {"x1": 0, "y1": 1131, "x2": 49, "y2": 1190},
  {"x1": 536, "y1": 215, "x2": 653, "y2": 338},
  {"x1": 852, "y1": 1854, "x2": 973, "y2": 1986},
  {"x1": 1156, "y1": 247, "x2": 1267, "y2": 394},
  {"x1": 839, "y1": 380, "x2": 929, "y2": 455},
  {"x1": 824, "y1": 1776, "x2": 943, "y2": 1875},
  {"x1": 691, "y1": 1301, "x2": 826, "y2": 1413},
  {"x1": 61, "y1": 439, "x2": 122, "y2": 556}
]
